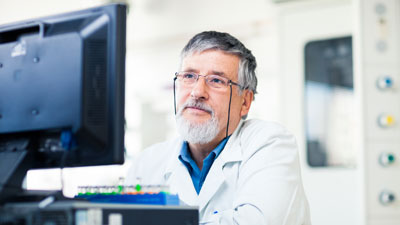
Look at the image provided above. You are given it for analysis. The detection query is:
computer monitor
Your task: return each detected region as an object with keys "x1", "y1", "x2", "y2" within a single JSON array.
[{"x1": 0, "y1": 4, "x2": 126, "y2": 201}]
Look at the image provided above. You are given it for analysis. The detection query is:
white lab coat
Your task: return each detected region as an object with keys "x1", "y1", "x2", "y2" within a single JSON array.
[{"x1": 126, "y1": 119, "x2": 311, "y2": 225}]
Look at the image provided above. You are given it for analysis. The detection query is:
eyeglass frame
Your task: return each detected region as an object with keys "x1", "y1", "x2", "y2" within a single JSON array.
[{"x1": 174, "y1": 71, "x2": 245, "y2": 90}]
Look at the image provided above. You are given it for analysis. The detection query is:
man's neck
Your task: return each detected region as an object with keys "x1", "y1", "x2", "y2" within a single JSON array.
[{"x1": 188, "y1": 135, "x2": 225, "y2": 170}]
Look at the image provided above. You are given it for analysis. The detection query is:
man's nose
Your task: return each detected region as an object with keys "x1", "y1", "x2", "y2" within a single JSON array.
[{"x1": 190, "y1": 76, "x2": 208, "y2": 100}]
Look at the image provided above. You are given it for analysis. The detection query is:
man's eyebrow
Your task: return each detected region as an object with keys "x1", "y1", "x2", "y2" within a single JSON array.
[
  {"x1": 182, "y1": 68, "x2": 228, "y2": 77},
  {"x1": 211, "y1": 71, "x2": 226, "y2": 76},
  {"x1": 182, "y1": 68, "x2": 198, "y2": 73}
]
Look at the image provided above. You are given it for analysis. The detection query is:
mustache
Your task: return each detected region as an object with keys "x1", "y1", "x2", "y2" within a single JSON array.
[{"x1": 177, "y1": 100, "x2": 214, "y2": 115}]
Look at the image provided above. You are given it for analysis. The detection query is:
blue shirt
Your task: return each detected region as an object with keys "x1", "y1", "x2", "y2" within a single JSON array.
[{"x1": 178, "y1": 137, "x2": 230, "y2": 194}]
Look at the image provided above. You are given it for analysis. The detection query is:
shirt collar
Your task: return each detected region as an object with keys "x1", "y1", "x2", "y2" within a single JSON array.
[{"x1": 179, "y1": 136, "x2": 230, "y2": 166}]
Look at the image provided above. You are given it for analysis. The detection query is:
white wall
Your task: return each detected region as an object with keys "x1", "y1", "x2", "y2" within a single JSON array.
[{"x1": 0, "y1": 0, "x2": 101, "y2": 24}]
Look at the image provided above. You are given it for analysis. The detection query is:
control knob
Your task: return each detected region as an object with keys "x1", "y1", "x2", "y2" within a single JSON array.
[
  {"x1": 376, "y1": 76, "x2": 393, "y2": 90},
  {"x1": 379, "y1": 191, "x2": 396, "y2": 205},
  {"x1": 377, "y1": 114, "x2": 395, "y2": 128},
  {"x1": 379, "y1": 152, "x2": 395, "y2": 167}
]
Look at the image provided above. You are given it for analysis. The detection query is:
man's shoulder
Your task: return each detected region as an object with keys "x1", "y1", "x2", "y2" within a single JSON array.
[
  {"x1": 139, "y1": 137, "x2": 182, "y2": 160},
  {"x1": 235, "y1": 119, "x2": 298, "y2": 159},
  {"x1": 240, "y1": 119, "x2": 292, "y2": 139},
  {"x1": 125, "y1": 137, "x2": 182, "y2": 185}
]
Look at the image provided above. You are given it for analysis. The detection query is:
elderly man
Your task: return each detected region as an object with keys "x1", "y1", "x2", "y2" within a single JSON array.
[{"x1": 126, "y1": 31, "x2": 311, "y2": 225}]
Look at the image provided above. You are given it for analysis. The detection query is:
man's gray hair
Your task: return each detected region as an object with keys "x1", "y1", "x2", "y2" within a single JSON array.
[{"x1": 181, "y1": 31, "x2": 258, "y2": 98}]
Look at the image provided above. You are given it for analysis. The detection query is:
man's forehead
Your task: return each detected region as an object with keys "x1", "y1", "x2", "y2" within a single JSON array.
[
  {"x1": 180, "y1": 50, "x2": 240, "y2": 78},
  {"x1": 182, "y1": 49, "x2": 239, "y2": 60}
]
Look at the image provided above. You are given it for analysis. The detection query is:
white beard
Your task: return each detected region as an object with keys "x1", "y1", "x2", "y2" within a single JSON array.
[{"x1": 176, "y1": 100, "x2": 220, "y2": 144}]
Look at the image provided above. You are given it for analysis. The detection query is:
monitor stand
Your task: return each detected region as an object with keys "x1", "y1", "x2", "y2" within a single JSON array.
[
  {"x1": 0, "y1": 137, "x2": 68, "y2": 204},
  {"x1": 0, "y1": 139, "x2": 31, "y2": 202}
]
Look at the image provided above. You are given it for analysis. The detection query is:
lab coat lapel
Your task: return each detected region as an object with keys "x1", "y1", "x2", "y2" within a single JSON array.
[
  {"x1": 164, "y1": 153, "x2": 198, "y2": 206},
  {"x1": 198, "y1": 155, "x2": 225, "y2": 211},
  {"x1": 198, "y1": 134, "x2": 243, "y2": 211}
]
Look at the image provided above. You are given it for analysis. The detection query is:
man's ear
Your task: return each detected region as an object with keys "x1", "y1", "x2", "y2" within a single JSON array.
[{"x1": 240, "y1": 90, "x2": 253, "y2": 118}]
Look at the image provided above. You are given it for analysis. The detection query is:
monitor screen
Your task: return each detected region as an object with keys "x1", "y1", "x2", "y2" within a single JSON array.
[{"x1": 0, "y1": 3, "x2": 126, "y2": 198}]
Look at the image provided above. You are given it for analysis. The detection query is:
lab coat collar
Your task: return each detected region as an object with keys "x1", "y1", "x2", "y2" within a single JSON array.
[{"x1": 219, "y1": 119, "x2": 244, "y2": 163}]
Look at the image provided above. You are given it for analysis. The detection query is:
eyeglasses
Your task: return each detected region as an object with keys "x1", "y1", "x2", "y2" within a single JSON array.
[{"x1": 174, "y1": 72, "x2": 244, "y2": 90}]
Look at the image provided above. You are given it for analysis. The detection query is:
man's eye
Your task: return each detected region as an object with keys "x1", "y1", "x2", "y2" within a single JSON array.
[
  {"x1": 183, "y1": 73, "x2": 196, "y2": 79},
  {"x1": 209, "y1": 77, "x2": 226, "y2": 85}
]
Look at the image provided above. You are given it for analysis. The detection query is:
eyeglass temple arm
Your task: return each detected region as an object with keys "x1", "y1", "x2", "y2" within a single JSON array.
[
  {"x1": 229, "y1": 80, "x2": 244, "y2": 89},
  {"x1": 173, "y1": 77, "x2": 177, "y2": 115}
]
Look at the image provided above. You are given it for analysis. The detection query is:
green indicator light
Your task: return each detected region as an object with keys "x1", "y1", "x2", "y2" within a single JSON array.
[
  {"x1": 135, "y1": 184, "x2": 142, "y2": 192},
  {"x1": 388, "y1": 155, "x2": 395, "y2": 162}
]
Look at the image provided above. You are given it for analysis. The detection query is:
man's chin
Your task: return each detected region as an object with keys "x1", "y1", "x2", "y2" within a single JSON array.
[{"x1": 184, "y1": 118, "x2": 211, "y2": 126}]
